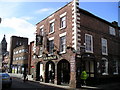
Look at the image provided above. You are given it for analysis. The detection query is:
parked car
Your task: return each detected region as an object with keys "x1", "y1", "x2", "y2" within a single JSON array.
[{"x1": 0, "y1": 73, "x2": 12, "y2": 88}]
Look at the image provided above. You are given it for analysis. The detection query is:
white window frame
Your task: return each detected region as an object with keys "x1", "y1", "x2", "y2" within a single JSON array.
[
  {"x1": 60, "y1": 12, "x2": 67, "y2": 30},
  {"x1": 38, "y1": 47, "x2": 43, "y2": 58},
  {"x1": 101, "y1": 38, "x2": 108, "y2": 55},
  {"x1": 19, "y1": 49, "x2": 22, "y2": 53},
  {"x1": 60, "y1": 16, "x2": 66, "y2": 29},
  {"x1": 39, "y1": 25, "x2": 44, "y2": 36},
  {"x1": 85, "y1": 34, "x2": 93, "y2": 53},
  {"x1": 49, "y1": 19, "x2": 55, "y2": 34},
  {"x1": 16, "y1": 51, "x2": 18, "y2": 54},
  {"x1": 48, "y1": 40, "x2": 54, "y2": 55},
  {"x1": 113, "y1": 59, "x2": 119, "y2": 75},
  {"x1": 59, "y1": 32, "x2": 66, "y2": 54},
  {"x1": 102, "y1": 58, "x2": 108, "y2": 75},
  {"x1": 109, "y1": 26, "x2": 116, "y2": 36}
]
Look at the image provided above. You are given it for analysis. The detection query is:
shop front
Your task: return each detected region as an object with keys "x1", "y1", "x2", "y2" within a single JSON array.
[
  {"x1": 78, "y1": 53, "x2": 96, "y2": 85},
  {"x1": 34, "y1": 54, "x2": 73, "y2": 86}
]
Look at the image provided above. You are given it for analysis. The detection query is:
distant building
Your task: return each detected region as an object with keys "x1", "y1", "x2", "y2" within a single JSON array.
[
  {"x1": 3, "y1": 51, "x2": 9, "y2": 72},
  {"x1": 12, "y1": 45, "x2": 29, "y2": 74},
  {"x1": 33, "y1": 0, "x2": 120, "y2": 88},
  {"x1": 28, "y1": 41, "x2": 35, "y2": 75},
  {"x1": 0, "y1": 35, "x2": 7, "y2": 57},
  {"x1": 9, "y1": 36, "x2": 28, "y2": 73},
  {"x1": 0, "y1": 35, "x2": 7, "y2": 72}
]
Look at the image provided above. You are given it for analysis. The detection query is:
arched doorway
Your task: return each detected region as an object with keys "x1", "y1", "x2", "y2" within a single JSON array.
[
  {"x1": 57, "y1": 59, "x2": 70, "y2": 85},
  {"x1": 45, "y1": 61, "x2": 55, "y2": 83},
  {"x1": 36, "y1": 62, "x2": 44, "y2": 81}
]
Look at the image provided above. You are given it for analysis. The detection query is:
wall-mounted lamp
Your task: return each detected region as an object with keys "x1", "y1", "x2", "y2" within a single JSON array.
[{"x1": 66, "y1": 45, "x2": 76, "y2": 53}]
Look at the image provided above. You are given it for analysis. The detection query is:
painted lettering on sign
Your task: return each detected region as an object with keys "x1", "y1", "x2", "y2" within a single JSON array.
[{"x1": 43, "y1": 55, "x2": 57, "y2": 60}]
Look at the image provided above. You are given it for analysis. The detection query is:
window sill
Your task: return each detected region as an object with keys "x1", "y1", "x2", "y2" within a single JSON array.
[
  {"x1": 48, "y1": 53, "x2": 54, "y2": 56},
  {"x1": 102, "y1": 73, "x2": 108, "y2": 75},
  {"x1": 59, "y1": 51, "x2": 66, "y2": 54},
  {"x1": 49, "y1": 31, "x2": 55, "y2": 35},
  {"x1": 102, "y1": 53, "x2": 108, "y2": 56},
  {"x1": 85, "y1": 50, "x2": 93, "y2": 53},
  {"x1": 113, "y1": 73, "x2": 118, "y2": 75},
  {"x1": 59, "y1": 26, "x2": 66, "y2": 30},
  {"x1": 38, "y1": 55, "x2": 42, "y2": 58}
]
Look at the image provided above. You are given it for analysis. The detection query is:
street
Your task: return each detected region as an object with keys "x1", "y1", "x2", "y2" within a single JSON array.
[
  {"x1": 2, "y1": 76, "x2": 120, "y2": 90},
  {"x1": 2, "y1": 77, "x2": 67, "y2": 90}
]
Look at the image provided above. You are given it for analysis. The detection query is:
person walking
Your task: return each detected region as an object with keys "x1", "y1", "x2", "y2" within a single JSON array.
[
  {"x1": 81, "y1": 70, "x2": 88, "y2": 86},
  {"x1": 23, "y1": 72, "x2": 27, "y2": 82}
]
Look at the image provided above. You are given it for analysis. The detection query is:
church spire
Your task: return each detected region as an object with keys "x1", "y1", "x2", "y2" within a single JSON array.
[
  {"x1": 1, "y1": 34, "x2": 7, "y2": 44},
  {"x1": 0, "y1": 34, "x2": 7, "y2": 56}
]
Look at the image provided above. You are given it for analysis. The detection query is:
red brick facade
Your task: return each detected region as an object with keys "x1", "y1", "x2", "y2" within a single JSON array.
[{"x1": 32, "y1": 0, "x2": 120, "y2": 88}]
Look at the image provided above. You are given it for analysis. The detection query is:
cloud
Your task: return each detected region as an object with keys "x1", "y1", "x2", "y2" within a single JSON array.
[
  {"x1": 35, "y1": 8, "x2": 55, "y2": 14},
  {"x1": 20, "y1": 16, "x2": 34, "y2": 21},
  {"x1": 0, "y1": 17, "x2": 36, "y2": 50}
]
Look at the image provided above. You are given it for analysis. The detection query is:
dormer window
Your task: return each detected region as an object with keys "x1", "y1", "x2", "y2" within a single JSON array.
[{"x1": 109, "y1": 26, "x2": 116, "y2": 36}]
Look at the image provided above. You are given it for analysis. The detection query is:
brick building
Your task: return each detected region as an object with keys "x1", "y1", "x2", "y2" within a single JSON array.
[
  {"x1": 9, "y1": 36, "x2": 28, "y2": 73},
  {"x1": 32, "y1": 0, "x2": 120, "y2": 88},
  {"x1": 28, "y1": 41, "x2": 35, "y2": 75},
  {"x1": 12, "y1": 45, "x2": 28, "y2": 74},
  {"x1": 2, "y1": 51, "x2": 9, "y2": 72}
]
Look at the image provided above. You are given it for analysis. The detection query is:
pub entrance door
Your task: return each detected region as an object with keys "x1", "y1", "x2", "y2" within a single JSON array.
[
  {"x1": 57, "y1": 59, "x2": 70, "y2": 85},
  {"x1": 45, "y1": 61, "x2": 55, "y2": 83}
]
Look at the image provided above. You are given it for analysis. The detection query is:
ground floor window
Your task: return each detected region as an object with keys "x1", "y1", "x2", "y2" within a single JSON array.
[
  {"x1": 101, "y1": 58, "x2": 108, "y2": 75},
  {"x1": 113, "y1": 59, "x2": 119, "y2": 75}
]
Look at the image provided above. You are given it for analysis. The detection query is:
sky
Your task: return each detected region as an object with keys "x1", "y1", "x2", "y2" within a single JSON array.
[{"x1": 0, "y1": 0, "x2": 119, "y2": 51}]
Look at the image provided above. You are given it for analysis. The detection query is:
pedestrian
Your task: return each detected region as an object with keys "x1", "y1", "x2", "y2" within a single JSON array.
[
  {"x1": 40, "y1": 75, "x2": 43, "y2": 82},
  {"x1": 80, "y1": 70, "x2": 88, "y2": 86},
  {"x1": 23, "y1": 72, "x2": 27, "y2": 82}
]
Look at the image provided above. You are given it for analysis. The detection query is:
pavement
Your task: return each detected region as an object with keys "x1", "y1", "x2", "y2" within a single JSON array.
[{"x1": 9, "y1": 73, "x2": 120, "y2": 90}]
